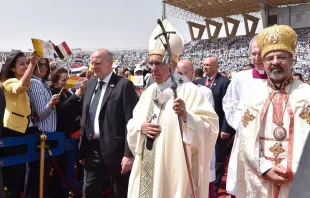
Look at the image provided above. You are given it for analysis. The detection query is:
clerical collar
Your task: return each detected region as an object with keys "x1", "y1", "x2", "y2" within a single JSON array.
[
  {"x1": 252, "y1": 68, "x2": 267, "y2": 79},
  {"x1": 267, "y1": 76, "x2": 294, "y2": 90}
]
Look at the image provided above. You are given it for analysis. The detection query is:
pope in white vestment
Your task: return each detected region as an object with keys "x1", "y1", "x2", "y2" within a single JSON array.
[
  {"x1": 127, "y1": 20, "x2": 219, "y2": 198},
  {"x1": 223, "y1": 35, "x2": 267, "y2": 195},
  {"x1": 236, "y1": 25, "x2": 310, "y2": 198}
]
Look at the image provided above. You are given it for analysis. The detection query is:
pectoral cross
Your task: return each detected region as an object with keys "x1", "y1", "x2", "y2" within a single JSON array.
[{"x1": 269, "y1": 142, "x2": 285, "y2": 156}]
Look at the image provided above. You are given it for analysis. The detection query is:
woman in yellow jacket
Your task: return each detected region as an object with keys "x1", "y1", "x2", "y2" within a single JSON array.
[{"x1": 0, "y1": 51, "x2": 37, "y2": 198}]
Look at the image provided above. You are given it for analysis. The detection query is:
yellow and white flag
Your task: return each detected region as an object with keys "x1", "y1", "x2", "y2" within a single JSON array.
[
  {"x1": 31, "y1": 38, "x2": 54, "y2": 59},
  {"x1": 65, "y1": 76, "x2": 87, "y2": 89},
  {"x1": 128, "y1": 75, "x2": 144, "y2": 87}
]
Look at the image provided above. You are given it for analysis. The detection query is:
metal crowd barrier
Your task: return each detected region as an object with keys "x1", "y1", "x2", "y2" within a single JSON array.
[{"x1": 0, "y1": 132, "x2": 84, "y2": 192}]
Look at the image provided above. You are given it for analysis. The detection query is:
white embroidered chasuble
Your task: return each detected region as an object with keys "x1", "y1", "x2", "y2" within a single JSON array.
[
  {"x1": 127, "y1": 73, "x2": 219, "y2": 198},
  {"x1": 236, "y1": 78, "x2": 310, "y2": 198},
  {"x1": 223, "y1": 69, "x2": 267, "y2": 194},
  {"x1": 197, "y1": 84, "x2": 216, "y2": 182}
]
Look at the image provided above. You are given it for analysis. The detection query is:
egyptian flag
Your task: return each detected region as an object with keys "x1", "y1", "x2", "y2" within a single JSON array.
[
  {"x1": 71, "y1": 65, "x2": 87, "y2": 75},
  {"x1": 48, "y1": 40, "x2": 58, "y2": 59},
  {"x1": 54, "y1": 41, "x2": 72, "y2": 59},
  {"x1": 75, "y1": 56, "x2": 83, "y2": 63}
]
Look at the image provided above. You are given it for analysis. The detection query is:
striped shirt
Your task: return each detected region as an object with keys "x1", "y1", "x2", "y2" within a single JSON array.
[{"x1": 27, "y1": 76, "x2": 57, "y2": 132}]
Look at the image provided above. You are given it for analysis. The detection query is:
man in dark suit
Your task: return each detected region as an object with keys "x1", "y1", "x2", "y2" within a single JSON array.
[
  {"x1": 195, "y1": 57, "x2": 234, "y2": 193},
  {"x1": 79, "y1": 49, "x2": 138, "y2": 198}
]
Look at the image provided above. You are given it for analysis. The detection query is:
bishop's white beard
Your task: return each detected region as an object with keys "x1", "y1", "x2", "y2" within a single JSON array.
[{"x1": 270, "y1": 70, "x2": 285, "y2": 81}]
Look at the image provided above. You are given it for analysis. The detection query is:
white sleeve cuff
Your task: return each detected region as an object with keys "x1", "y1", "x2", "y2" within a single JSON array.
[{"x1": 259, "y1": 158, "x2": 274, "y2": 175}]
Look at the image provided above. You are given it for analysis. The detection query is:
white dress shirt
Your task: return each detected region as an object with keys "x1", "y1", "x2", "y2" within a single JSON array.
[
  {"x1": 206, "y1": 74, "x2": 216, "y2": 88},
  {"x1": 91, "y1": 72, "x2": 113, "y2": 139}
]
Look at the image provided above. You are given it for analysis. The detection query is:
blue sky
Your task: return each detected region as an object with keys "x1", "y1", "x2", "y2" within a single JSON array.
[{"x1": 0, "y1": 0, "x2": 262, "y2": 51}]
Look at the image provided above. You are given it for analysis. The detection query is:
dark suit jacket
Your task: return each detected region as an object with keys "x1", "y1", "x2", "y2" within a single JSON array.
[
  {"x1": 195, "y1": 73, "x2": 234, "y2": 134},
  {"x1": 50, "y1": 87, "x2": 81, "y2": 135},
  {"x1": 79, "y1": 73, "x2": 138, "y2": 166}
]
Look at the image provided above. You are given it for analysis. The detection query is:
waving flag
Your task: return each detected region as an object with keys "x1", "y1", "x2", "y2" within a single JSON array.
[
  {"x1": 31, "y1": 38, "x2": 54, "y2": 59},
  {"x1": 128, "y1": 75, "x2": 144, "y2": 87},
  {"x1": 65, "y1": 76, "x2": 86, "y2": 89},
  {"x1": 54, "y1": 41, "x2": 72, "y2": 59},
  {"x1": 48, "y1": 40, "x2": 59, "y2": 59}
]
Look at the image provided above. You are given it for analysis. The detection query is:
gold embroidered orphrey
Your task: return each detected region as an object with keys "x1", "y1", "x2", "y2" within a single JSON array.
[
  {"x1": 299, "y1": 104, "x2": 310, "y2": 125},
  {"x1": 139, "y1": 89, "x2": 162, "y2": 198},
  {"x1": 241, "y1": 108, "x2": 257, "y2": 128}
]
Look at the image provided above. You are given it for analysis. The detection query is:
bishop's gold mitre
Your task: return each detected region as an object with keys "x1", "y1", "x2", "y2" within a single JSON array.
[
  {"x1": 256, "y1": 24, "x2": 297, "y2": 57},
  {"x1": 148, "y1": 19, "x2": 184, "y2": 63}
]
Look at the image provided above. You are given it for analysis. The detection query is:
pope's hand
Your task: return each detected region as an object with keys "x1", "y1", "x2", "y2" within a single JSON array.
[
  {"x1": 141, "y1": 118, "x2": 161, "y2": 139},
  {"x1": 173, "y1": 98, "x2": 187, "y2": 120},
  {"x1": 121, "y1": 156, "x2": 134, "y2": 174},
  {"x1": 264, "y1": 164, "x2": 289, "y2": 185}
]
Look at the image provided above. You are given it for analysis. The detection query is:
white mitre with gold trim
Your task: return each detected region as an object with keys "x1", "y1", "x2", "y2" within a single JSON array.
[{"x1": 148, "y1": 19, "x2": 184, "y2": 63}]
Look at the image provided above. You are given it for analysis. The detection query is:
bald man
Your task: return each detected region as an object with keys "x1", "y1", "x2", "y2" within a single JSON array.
[
  {"x1": 79, "y1": 49, "x2": 138, "y2": 198},
  {"x1": 177, "y1": 60, "x2": 214, "y2": 107},
  {"x1": 195, "y1": 57, "x2": 234, "y2": 194}
]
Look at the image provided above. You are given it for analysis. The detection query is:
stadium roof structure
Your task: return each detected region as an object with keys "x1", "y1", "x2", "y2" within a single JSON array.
[{"x1": 164, "y1": 0, "x2": 310, "y2": 18}]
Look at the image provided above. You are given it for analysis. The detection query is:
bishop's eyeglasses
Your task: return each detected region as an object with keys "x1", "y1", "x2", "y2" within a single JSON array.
[{"x1": 263, "y1": 55, "x2": 291, "y2": 64}]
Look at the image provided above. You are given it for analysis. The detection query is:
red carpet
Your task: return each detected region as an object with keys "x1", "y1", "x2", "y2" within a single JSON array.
[
  {"x1": 218, "y1": 173, "x2": 230, "y2": 198},
  {"x1": 217, "y1": 150, "x2": 232, "y2": 198}
]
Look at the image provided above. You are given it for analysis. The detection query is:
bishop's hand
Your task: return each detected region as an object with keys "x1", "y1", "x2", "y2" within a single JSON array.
[
  {"x1": 141, "y1": 118, "x2": 161, "y2": 139},
  {"x1": 173, "y1": 98, "x2": 187, "y2": 121},
  {"x1": 264, "y1": 164, "x2": 289, "y2": 185}
]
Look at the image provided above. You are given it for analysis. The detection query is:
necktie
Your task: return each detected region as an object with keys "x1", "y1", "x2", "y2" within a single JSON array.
[
  {"x1": 205, "y1": 77, "x2": 213, "y2": 88},
  {"x1": 86, "y1": 81, "x2": 105, "y2": 140}
]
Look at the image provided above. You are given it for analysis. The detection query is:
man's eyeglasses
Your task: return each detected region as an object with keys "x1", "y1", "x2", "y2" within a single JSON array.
[
  {"x1": 38, "y1": 63, "x2": 49, "y2": 68},
  {"x1": 147, "y1": 60, "x2": 166, "y2": 68},
  {"x1": 264, "y1": 55, "x2": 291, "y2": 64}
]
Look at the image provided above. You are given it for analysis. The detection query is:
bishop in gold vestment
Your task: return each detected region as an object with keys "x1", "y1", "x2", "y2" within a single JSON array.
[{"x1": 236, "y1": 25, "x2": 310, "y2": 198}]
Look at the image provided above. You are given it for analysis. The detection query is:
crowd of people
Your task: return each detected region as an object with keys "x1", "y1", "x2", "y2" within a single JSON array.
[
  {"x1": 1, "y1": 29, "x2": 309, "y2": 81},
  {"x1": 0, "y1": 20, "x2": 310, "y2": 198}
]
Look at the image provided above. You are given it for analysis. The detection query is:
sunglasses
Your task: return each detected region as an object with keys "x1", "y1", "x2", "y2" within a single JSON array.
[{"x1": 38, "y1": 63, "x2": 49, "y2": 68}]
